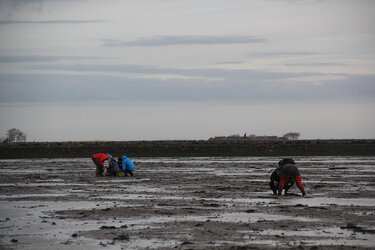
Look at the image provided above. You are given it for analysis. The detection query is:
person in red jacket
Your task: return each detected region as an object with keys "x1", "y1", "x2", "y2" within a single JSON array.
[
  {"x1": 91, "y1": 153, "x2": 112, "y2": 177},
  {"x1": 277, "y1": 158, "x2": 306, "y2": 196}
]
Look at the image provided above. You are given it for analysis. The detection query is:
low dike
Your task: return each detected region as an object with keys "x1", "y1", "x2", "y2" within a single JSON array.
[{"x1": 0, "y1": 139, "x2": 375, "y2": 159}]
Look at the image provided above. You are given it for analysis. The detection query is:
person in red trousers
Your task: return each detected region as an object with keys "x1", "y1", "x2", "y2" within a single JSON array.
[
  {"x1": 91, "y1": 153, "x2": 112, "y2": 177},
  {"x1": 277, "y1": 158, "x2": 306, "y2": 196}
]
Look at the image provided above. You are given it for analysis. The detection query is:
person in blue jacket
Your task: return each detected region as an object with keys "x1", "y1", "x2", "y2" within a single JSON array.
[{"x1": 117, "y1": 156, "x2": 135, "y2": 176}]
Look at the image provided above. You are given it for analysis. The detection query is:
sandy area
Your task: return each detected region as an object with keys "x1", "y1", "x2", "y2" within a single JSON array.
[{"x1": 0, "y1": 156, "x2": 374, "y2": 249}]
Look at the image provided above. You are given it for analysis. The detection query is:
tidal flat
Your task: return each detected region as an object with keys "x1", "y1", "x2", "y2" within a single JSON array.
[{"x1": 0, "y1": 157, "x2": 374, "y2": 249}]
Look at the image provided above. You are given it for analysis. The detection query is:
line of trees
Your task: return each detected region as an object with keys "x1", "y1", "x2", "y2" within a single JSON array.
[
  {"x1": 283, "y1": 132, "x2": 300, "y2": 140},
  {"x1": 211, "y1": 132, "x2": 301, "y2": 140},
  {"x1": 1, "y1": 128, "x2": 27, "y2": 142},
  {"x1": 1, "y1": 129, "x2": 299, "y2": 143}
]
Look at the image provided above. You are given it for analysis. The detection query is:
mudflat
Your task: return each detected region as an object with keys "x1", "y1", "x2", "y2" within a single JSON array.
[{"x1": 0, "y1": 157, "x2": 374, "y2": 249}]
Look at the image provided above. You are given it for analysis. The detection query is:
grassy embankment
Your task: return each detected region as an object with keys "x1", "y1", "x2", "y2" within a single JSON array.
[{"x1": 0, "y1": 139, "x2": 374, "y2": 159}]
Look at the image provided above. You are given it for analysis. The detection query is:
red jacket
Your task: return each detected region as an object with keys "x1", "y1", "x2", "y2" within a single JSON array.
[{"x1": 92, "y1": 153, "x2": 109, "y2": 167}]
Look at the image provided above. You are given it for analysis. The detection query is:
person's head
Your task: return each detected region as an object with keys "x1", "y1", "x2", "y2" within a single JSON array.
[
  {"x1": 279, "y1": 158, "x2": 295, "y2": 166},
  {"x1": 107, "y1": 154, "x2": 112, "y2": 160},
  {"x1": 117, "y1": 157, "x2": 122, "y2": 162}
]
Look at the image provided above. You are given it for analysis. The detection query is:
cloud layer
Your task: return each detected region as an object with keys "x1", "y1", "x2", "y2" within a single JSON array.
[
  {"x1": 0, "y1": 20, "x2": 102, "y2": 25},
  {"x1": 103, "y1": 35, "x2": 266, "y2": 47},
  {"x1": 1, "y1": 64, "x2": 374, "y2": 104},
  {"x1": 0, "y1": 55, "x2": 96, "y2": 63}
]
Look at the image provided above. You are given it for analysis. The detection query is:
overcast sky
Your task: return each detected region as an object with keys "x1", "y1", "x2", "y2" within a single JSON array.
[{"x1": 0, "y1": 0, "x2": 374, "y2": 141}]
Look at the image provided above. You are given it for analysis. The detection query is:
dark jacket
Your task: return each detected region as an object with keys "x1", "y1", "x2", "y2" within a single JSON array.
[
  {"x1": 270, "y1": 168, "x2": 281, "y2": 183},
  {"x1": 108, "y1": 158, "x2": 120, "y2": 174},
  {"x1": 270, "y1": 167, "x2": 294, "y2": 194},
  {"x1": 280, "y1": 164, "x2": 300, "y2": 176}
]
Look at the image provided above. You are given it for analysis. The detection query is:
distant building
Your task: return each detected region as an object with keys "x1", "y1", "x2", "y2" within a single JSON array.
[
  {"x1": 209, "y1": 134, "x2": 287, "y2": 141},
  {"x1": 213, "y1": 135, "x2": 226, "y2": 139}
]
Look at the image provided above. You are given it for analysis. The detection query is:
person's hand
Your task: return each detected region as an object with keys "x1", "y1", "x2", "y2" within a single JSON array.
[{"x1": 273, "y1": 181, "x2": 279, "y2": 187}]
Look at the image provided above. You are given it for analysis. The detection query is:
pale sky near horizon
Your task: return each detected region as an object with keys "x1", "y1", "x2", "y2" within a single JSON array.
[{"x1": 0, "y1": 0, "x2": 374, "y2": 141}]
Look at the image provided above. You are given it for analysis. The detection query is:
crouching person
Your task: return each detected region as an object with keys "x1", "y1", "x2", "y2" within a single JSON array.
[
  {"x1": 270, "y1": 159, "x2": 295, "y2": 195},
  {"x1": 91, "y1": 153, "x2": 111, "y2": 177},
  {"x1": 118, "y1": 155, "x2": 135, "y2": 176},
  {"x1": 277, "y1": 158, "x2": 306, "y2": 196},
  {"x1": 107, "y1": 157, "x2": 120, "y2": 176}
]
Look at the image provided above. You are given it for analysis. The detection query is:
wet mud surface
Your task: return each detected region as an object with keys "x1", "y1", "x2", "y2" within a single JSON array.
[{"x1": 1, "y1": 157, "x2": 375, "y2": 249}]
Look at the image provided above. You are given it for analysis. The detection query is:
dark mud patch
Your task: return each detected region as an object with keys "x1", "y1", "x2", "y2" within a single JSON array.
[{"x1": 341, "y1": 223, "x2": 375, "y2": 234}]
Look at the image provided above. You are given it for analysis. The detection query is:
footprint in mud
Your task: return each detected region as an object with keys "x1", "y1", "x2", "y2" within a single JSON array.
[
  {"x1": 245, "y1": 209, "x2": 257, "y2": 213},
  {"x1": 113, "y1": 233, "x2": 129, "y2": 241},
  {"x1": 341, "y1": 223, "x2": 375, "y2": 234},
  {"x1": 181, "y1": 241, "x2": 193, "y2": 245},
  {"x1": 100, "y1": 226, "x2": 116, "y2": 229},
  {"x1": 329, "y1": 166, "x2": 346, "y2": 170},
  {"x1": 313, "y1": 184, "x2": 326, "y2": 188}
]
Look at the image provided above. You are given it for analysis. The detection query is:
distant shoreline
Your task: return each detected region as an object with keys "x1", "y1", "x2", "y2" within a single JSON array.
[{"x1": 1, "y1": 139, "x2": 374, "y2": 159}]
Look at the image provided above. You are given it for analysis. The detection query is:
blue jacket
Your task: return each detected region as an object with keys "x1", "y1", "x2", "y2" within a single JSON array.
[{"x1": 120, "y1": 155, "x2": 135, "y2": 171}]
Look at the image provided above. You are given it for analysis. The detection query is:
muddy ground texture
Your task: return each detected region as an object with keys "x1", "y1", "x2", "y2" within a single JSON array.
[{"x1": 0, "y1": 157, "x2": 374, "y2": 249}]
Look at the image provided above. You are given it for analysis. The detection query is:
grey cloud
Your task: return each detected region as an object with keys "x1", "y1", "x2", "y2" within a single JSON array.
[
  {"x1": 103, "y1": 35, "x2": 266, "y2": 47},
  {"x1": 0, "y1": 0, "x2": 76, "y2": 19},
  {"x1": 0, "y1": 0, "x2": 44, "y2": 16},
  {"x1": 0, "y1": 20, "x2": 103, "y2": 25},
  {"x1": 214, "y1": 61, "x2": 245, "y2": 65},
  {"x1": 30, "y1": 63, "x2": 173, "y2": 75},
  {"x1": 248, "y1": 51, "x2": 322, "y2": 57},
  {"x1": 2, "y1": 58, "x2": 374, "y2": 104},
  {"x1": 27, "y1": 63, "x2": 302, "y2": 81},
  {"x1": 25, "y1": 62, "x2": 361, "y2": 86},
  {"x1": 1, "y1": 70, "x2": 374, "y2": 104},
  {"x1": 285, "y1": 62, "x2": 348, "y2": 66},
  {"x1": 34, "y1": 61, "x2": 356, "y2": 84},
  {"x1": 0, "y1": 55, "x2": 97, "y2": 63},
  {"x1": 265, "y1": 0, "x2": 325, "y2": 3}
]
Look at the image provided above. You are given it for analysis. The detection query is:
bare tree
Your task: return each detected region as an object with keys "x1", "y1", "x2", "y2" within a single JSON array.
[
  {"x1": 283, "y1": 132, "x2": 300, "y2": 140},
  {"x1": 6, "y1": 128, "x2": 27, "y2": 142}
]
